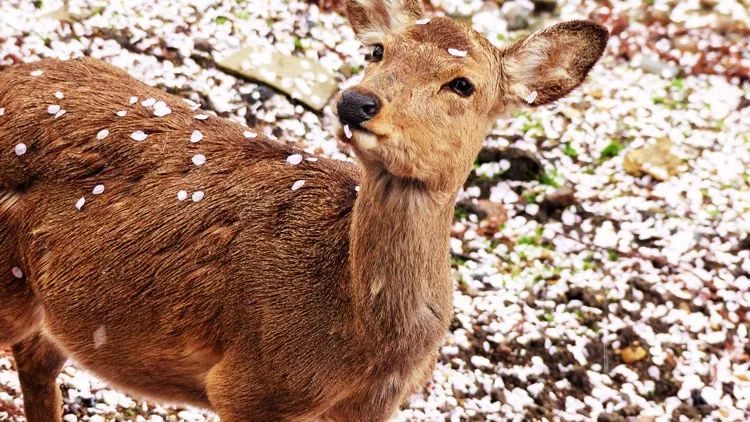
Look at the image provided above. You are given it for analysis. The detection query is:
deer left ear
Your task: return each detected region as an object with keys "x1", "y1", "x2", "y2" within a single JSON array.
[
  {"x1": 499, "y1": 20, "x2": 608, "y2": 107},
  {"x1": 346, "y1": 0, "x2": 425, "y2": 43}
]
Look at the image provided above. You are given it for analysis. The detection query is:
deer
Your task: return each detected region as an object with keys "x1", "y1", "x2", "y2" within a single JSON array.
[{"x1": 0, "y1": 1, "x2": 607, "y2": 420}]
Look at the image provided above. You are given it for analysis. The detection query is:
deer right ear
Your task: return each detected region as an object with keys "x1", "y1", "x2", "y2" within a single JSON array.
[
  {"x1": 499, "y1": 20, "x2": 608, "y2": 107},
  {"x1": 346, "y1": 0, "x2": 425, "y2": 43}
]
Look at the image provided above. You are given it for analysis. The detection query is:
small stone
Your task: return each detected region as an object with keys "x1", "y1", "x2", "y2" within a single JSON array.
[
  {"x1": 11, "y1": 267, "x2": 23, "y2": 279},
  {"x1": 75, "y1": 197, "x2": 85, "y2": 210},
  {"x1": 415, "y1": 18, "x2": 431, "y2": 25},
  {"x1": 190, "y1": 130, "x2": 203, "y2": 143},
  {"x1": 47, "y1": 104, "x2": 60, "y2": 114},
  {"x1": 92, "y1": 184, "x2": 105, "y2": 195},
  {"x1": 54, "y1": 91, "x2": 64, "y2": 99},
  {"x1": 130, "y1": 131, "x2": 148, "y2": 141},
  {"x1": 30, "y1": 70, "x2": 43, "y2": 77},
  {"x1": 191, "y1": 191, "x2": 205, "y2": 202},
  {"x1": 243, "y1": 130, "x2": 257, "y2": 139},
  {"x1": 291, "y1": 180, "x2": 305, "y2": 191},
  {"x1": 129, "y1": 96, "x2": 138, "y2": 104},
  {"x1": 116, "y1": 110, "x2": 127, "y2": 117},
  {"x1": 619, "y1": 345, "x2": 648, "y2": 364},
  {"x1": 96, "y1": 129, "x2": 109, "y2": 140},
  {"x1": 192, "y1": 154, "x2": 206, "y2": 166},
  {"x1": 541, "y1": 185, "x2": 576, "y2": 211},
  {"x1": 0, "y1": 107, "x2": 5, "y2": 116},
  {"x1": 194, "y1": 114, "x2": 209, "y2": 120},
  {"x1": 177, "y1": 190, "x2": 188, "y2": 201},
  {"x1": 14, "y1": 143, "x2": 27, "y2": 156},
  {"x1": 141, "y1": 97, "x2": 156, "y2": 107}
]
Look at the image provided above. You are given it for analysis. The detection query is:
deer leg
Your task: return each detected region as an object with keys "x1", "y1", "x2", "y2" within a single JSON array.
[
  {"x1": 206, "y1": 358, "x2": 318, "y2": 422},
  {"x1": 11, "y1": 333, "x2": 66, "y2": 422}
]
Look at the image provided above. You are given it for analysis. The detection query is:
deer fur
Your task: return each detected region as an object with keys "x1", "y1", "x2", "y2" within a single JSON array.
[{"x1": 0, "y1": 1, "x2": 607, "y2": 420}]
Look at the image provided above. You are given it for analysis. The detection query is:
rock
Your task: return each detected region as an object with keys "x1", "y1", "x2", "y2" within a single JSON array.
[
  {"x1": 619, "y1": 344, "x2": 648, "y2": 364},
  {"x1": 193, "y1": 38, "x2": 212, "y2": 53},
  {"x1": 218, "y1": 48, "x2": 337, "y2": 112},
  {"x1": 532, "y1": 0, "x2": 557, "y2": 13},
  {"x1": 541, "y1": 185, "x2": 576, "y2": 212},
  {"x1": 501, "y1": 1, "x2": 533, "y2": 30},
  {"x1": 623, "y1": 138, "x2": 685, "y2": 181},
  {"x1": 476, "y1": 147, "x2": 542, "y2": 181}
]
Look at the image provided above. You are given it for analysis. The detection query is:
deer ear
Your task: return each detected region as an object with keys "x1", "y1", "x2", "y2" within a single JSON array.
[
  {"x1": 346, "y1": 0, "x2": 425, "y2": 43},
  {"x1": 499, "y1": 20, "x2": 608, "y2": 107}
]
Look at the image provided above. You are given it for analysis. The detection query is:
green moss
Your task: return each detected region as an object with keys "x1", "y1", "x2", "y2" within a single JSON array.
[
  {"x1": 563, "y1": 142, "x2": 579, "y2": 158},
  {"x1": 600, "y1": 141, "x2": 623, "y2": 160}
]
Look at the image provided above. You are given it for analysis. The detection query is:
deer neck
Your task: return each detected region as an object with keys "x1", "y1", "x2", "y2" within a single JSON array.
[{"x1": 348, "y1": 169, "x2": 455, "y2": 339}]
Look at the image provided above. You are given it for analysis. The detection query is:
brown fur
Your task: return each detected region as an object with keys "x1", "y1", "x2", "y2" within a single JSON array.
[{"x1": 0, "y1": 2, "x2": 607, "y2": 420}]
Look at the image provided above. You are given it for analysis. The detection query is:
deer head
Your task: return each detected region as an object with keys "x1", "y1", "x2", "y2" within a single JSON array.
[{"x1": 336, "y1": 0, "x2": 608, "y2": 192}]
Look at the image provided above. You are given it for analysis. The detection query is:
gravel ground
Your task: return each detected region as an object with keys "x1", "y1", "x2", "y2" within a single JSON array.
[{"x1": 1, "y1": 0, "x2": 750, "y2": 421}]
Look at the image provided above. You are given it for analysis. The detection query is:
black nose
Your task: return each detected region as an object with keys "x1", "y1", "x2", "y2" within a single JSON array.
[{"x1": 337, "y1": 90, "x2": 381, "y2": 127}]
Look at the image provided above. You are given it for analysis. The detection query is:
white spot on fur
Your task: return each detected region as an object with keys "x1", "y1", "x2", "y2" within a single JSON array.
[
  {"x1": 177, "y1": 190, "x2": 188, "y2": 201},
  {"x1": 415, "y1": 18, "x2": 431, "y2": 25},
  {"x1": 355, "y1": 185, "x2": 361, "y2": 192},
  {"x1": 190, "y1": 130, "x2": 203, "y2": 143},
  {"x1": 448, "y1": 48, "x2": 467, "y2": 58},
  {"x1": 14, "y1": 143, "x2": 27, "y2": 156},
  {"x1": 116, "y1": 110, "x2": 127, "y2": 117},
  {"x1": 11, "y1": 267, "x2": 23, "y2": 279},
  {"x1": 344, "y1": 125, "x2": 353, "y2": 139},
  {"x1": 54, "y1": 109, "x2": 66, "y2": 119},
  {"x1": 47, "y1": 104, "x2": 60, "y2": 114},
  {"x1": 525, "y1": 90, "x2": 538, "y2": 104},
  {"x1": 286, "y1": 154, "x2": 303, "y2": 165},
  {"x1": 92, "y1": 184, "x2": 105, "y2": 195},
  {"x1": 30, "y1": 70, "x2": 43, "y2": 77},
  {"x1": 194, "y1": 114, "x2": 209, "y2": 120},
  {"x1": 192, "y1": 154, "x2": 206, "y2": 166},
  {"x1": 130, "y1": 131, "x2": 148, "y2": 141},
  {"x1": 129, "y1": 96, "x2": 138, "y2": 105},
  {"x1": 0, "y1": 107, "x2": 5, "y2": 116},
  {"x1": 243, "y1": 130, "x2": 257, "y2": 139},
  {"x1": 96, "y1": 129, "x2": 109, "y2": 140},
  {"x1": 358, "y1": 132, "x2": 378, "y2": 150},
  {"x1": 291, "y1": 180, "x2": 305, "y2": 191},
  {"x1": 306, "y1": 157, "x2": 318, "y2": 162},
  {"x1": 191, "y1": 191, "x2": 205, "y2": 202},
  {"x1": 75, "y1": 197, "x2": 85, "y2": 210},
  {"x1": 54, "y1": 91, "x2": 64, "y2": 99},
  {"x1": 93, "y1": 326, "x2": 107, "y2": 349},
  {"x1": 141, "y1": 97, "x2": 156, "y2": 107}
]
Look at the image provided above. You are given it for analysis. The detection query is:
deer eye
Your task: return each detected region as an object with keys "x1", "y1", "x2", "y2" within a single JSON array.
[
  {"x1": 365, "y1": 44, "x2": 384, "y2": 63},
  {"x1": 447, "y1": 78, "x2": 475, "y2": 97}
]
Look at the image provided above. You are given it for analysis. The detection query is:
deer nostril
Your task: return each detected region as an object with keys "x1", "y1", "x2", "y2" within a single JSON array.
[
  {"x1": 337, "y1": 90, "x2": 381, "y2": 127},
  {"x1": 361, "y1": 103, "x2": 379, "y2": 118}
]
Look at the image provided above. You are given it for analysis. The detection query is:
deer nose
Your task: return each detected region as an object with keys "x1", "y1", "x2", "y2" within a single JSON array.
[{"x1": 337, "y1": 90, "x2": 381, "y2": 127}]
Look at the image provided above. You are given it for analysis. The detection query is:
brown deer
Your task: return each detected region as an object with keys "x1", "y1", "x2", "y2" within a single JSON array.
[{"x1": 0, "y1": 1, "x2": 607, "y2": 420}]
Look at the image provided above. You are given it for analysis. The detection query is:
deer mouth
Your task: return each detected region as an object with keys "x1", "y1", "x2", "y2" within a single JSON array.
[{"x1": 338, "y1": 123, "x2": 379, "y2": 150}]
